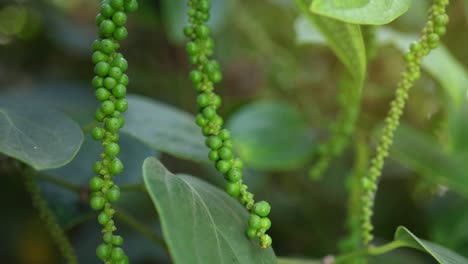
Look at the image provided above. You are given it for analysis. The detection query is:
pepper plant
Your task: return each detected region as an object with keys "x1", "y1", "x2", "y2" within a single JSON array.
[{"x1": 0, "y1": 0, "x2": 467, "y2": 263}]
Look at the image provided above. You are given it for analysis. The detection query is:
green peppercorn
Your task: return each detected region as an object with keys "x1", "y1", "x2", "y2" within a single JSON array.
[
  {"x1": 101, "y1": 101, "x2": 116, "y2": 115},
  {"x1": 112, "y1": 84, "x2": 127, "y2": 98},
  {"x1": 107, "y1": 186, "x2": 121, "y2": 202},
  {"x1": 91, "y1": 196, "x2": 106, "y2": 210},
  {"x1": 190, "y1": 70, "x2": 203, "y2": 84},
  {"x1": 89, "y1": 177, "x2": 104, "y2": 191},
  {"x1": 227, "y1": 168, "x2": 242, "y2": 182},
  {"x1": 96, "y1": 243, "x2": 112, "y2": 259},
  {"x1": 246, "y1": 227, "x2": 258, "y2": 238},
  {"x1": 186, "y1": 42, "x2": 199, "y2": 56},
  {"x1": 114, "y1": 26, "x2": 128, "y2": 41},
  {"x1": 113, "y1": 236, "x2": 124, "y2": 246},
  {"x1": 98, "y1": 212, "x2": 111, "y2": 225},
  {"x1": 106, "y1": 118, "x2": 121, "y2": 132},
  {"x1": 101, "y1": 4, "x2": 115, "y2": 18},
  {"x1": 260, "y1": 217, "x2": 271, "y2": 231},
  {"x1": 218, "y1": 147, "x2": 233, "y2": 160},
  {"x1": 202, "y1": 106, "x2": 216, "y2": 120},
  {"x1": 109, "y1": 158, "x2": 124, "y2": 175},
  {"x1": 100, "y1": 20, "x2": 116, "y2": 36},
  {"x1": 219, "y1": 129, "x2": 231, "y2": 140},
  {"x1": 105, "y1": 142, "x2": 120, "y2": 156},
  {"x1": 195, "y1": 114, "x2": 208, "y2": 127},
  {"x1": 254, "y1": 201, "x2": 271, "y2": 217},
  {"x1": 111, "y1": 247, "x2": 125, "y2": 261},
  {"x1": 92, "y1": 51, "x2": 108, "y2": 63},
  {"x1": 206, "y1": 136, "x2": 222, "y2": 149},
  {"x1": 115, "y1": 98, "x2": 128, "y2": 112},
  {"x1": 92, "y1": 127, "x2": 105, "y2": 140},
  {"x1": 120, "y1": 74, "x2": 129, "y2": 85},
  {"x1": 92, "y1": 76, "x2": 104, "y2": 88},
  {"x1": 226, "y1": 182, "x2": 240, "y2": 197},
  {"x1": 95, "y1": 62, "x2": 111, "y2": 77},
  {"x1": 208, "y1": 150, "x2": 219, "y2": 161},
  {"x1": 95, "y1": 88, "x2": 110, "y2": 101},
  {"x1": 196, "y1": 24, "x2": 210, "y2": 39},
  {"x1": 260, "y1": 234, "x2": 272, "y2": 248},
  {"x1": 100, "y1": 39, "x2": 115, "y2": 54},
  {"x1": 217, "y1": 160, "x2": 231, "y2": 174},
  {"x1": 113, "y1": 57, "x2": 128, "y2": 71},
  {"x1": 103, "y1": 232, "x2": 113, "y2": 243},
  {"x1": 110, "y1": 0, "x2": 124, "y2": 10},
  {"x1": 248, "y1": 214, "x2": 261, "y2": 229},
  {"x1": 124, "y1": 0, "x2": 138, "y2": 12}
]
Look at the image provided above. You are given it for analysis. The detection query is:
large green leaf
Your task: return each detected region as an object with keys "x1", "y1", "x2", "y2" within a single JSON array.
[
  {"x1": 297, "y1": 0, "x2": 366, "y2": 86},
  {"x1": 0, "y1": 102, "x2": 83, "y2": 170},
  {"x1": 392, "y1": 124, "x2": 468, "y2": 198},
  {"x1": 310, "y1": 0, "x2": 412, "y2": 25},
  {"x1": 227, "y1": 100, "x2": 315, "y2": 171},
  {"x1": 395, "y1": 226, "x2": 468, "y2": 264},
  {"x1": 142, "y1": 157, "x2": 276, "y2": 264},
  {"x1": 122, "y1": 94, "x2": 209, "y2": 163}
]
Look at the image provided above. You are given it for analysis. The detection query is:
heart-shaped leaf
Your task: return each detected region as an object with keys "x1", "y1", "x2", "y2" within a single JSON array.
[
  {"x1": 0, "y1": 102, "x2": 83, "y2": 170},
  {"x1": 395, "y1": 226, "x2": 468, "y2": 264},
  {"x1": 142, "y1": 157, "x2": 276, "y2": 264},
  {"x1": 227, "y1": 100, "x2": 315, "y2": 171},
  {"x1": 310, "y1": 0, "x2": 412, "y2": 25}
]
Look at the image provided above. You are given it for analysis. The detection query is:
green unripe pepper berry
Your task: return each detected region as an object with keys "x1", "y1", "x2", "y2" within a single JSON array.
[
  {"x1": 109, "y1": 158, "x2": 124, "y2": 175},
  {"x1": 101, "y1": 4, "x2": 115, "y2": 18},
  {"x1": 198, "y1": 0, "x2": 211, "y2": 12},
  {"x1": 95, "y1": 62, "x2": 110, "y2": 77},
  {"x1": 254, "y1": 201, "x2": 271, "y2": 217},
  {"x1": 208, "y1": 150, "x2": 219, "y2": 161},
  {"x1": 260, "y1": 234, "x2": 272, "y2": 248},
  {"x1": 110, "y1": 0, "x2": 124, "y2": 9},
  {"x1": 190, "y1": 70, "x2": 203, "y2": 84},
  {"x1": 95, "y1": 109, "x2": 106, "y2": 122},
  {"x1": 196, "y1": 25, "x2": 210, "y2": 39},
  {"x1": 95, "y1": 88, "x2": 110, "y2": 101},
  {"x1": 92, "y1": 76, "x2": 104, "y2": 88},
  {"x1": 114, "y1": 26, "x2": 128, "y2": 41},
  {"x1": 106, "y1": 118, "x2": 121, "y2": 132},
  {"x1": 209, "y1": 71, "x2": 222, "y2": 83},
  {"x1": 101, "y1": 100, "x2": 115, "y2": 115},
  {"x1": 246, "y1": 227, "x2": 258, "y2": 239},
  {"x1": 227, "y1": 168, "x2": 242, "y2": 182},
  {"x1": 197, "y1": 93, "x2": 210, "y2": 107},
  {"x1": 260, "y1": 217, "x2": 271, "y2": 231},
  {"x1": 119, "y1": 74, "x2": 129, "y2": 85},
  {"x1": 248, "y1": 214, "x2": 261, "y2": 229},
  {"x1": 124, "y1": 0, "x2": 138, "y2": 12},
  {"x1": 89, "y1": 176, "x2": 104, "y2": 191},
  {"x1": 218, "y1": 147, "x2": 233, "y2": 160},
  {"x1": 186, "y1": 42, "x2": 199, "y2": 56},
  {"x1": 112, "y1": 11, "x2": 127, "y2": 26},
  {"x1": 96, "y1": 14, "x2": 104, "y2": 26},
  {"x1": 115, "y1": 98, "x2": 128, "y2": 112},
  {"x1": 216, "y1": 160, "x2": 231, "y2": 174},
  {"x1": 107, "y1": 186, "x2": 121, "y2": 202},
  {"x1": 219, "y1": 129, "x2": 231, "y2": 140},
  {"x1": 100, "y1": 39, "x2": 115, "y2": 54},
  {"x1": 105, "y1": 142, "x2": 120, "y2": 156},
  {"x1": 92, "y1": 51, "x2": 108, "y2": 63},
  {"x1": 96, "y1": 243, "x2": 112, "y2": 259},
  {"x1": 90, "y1": 196, "x2": 106, "y2": 210},
  {"x1": 100, "y1": 20, "x2": 116, "y2": 36},
  {"x1": 113, "y1": 235, "x2": 124, "y2": 246},
  {"x1": 195, "y1": 114, "x2": 208, "y2": 127},
  {"x1": 104, "y1": 77, "x2": 117, "y2": 89},
  {"x1": 92, "y1": 127, "x2": 105, "y2": 140},
  {"x1": 109, "y1": 67, "x2": 123, "y2": 80},
  {"x1": 103, "y1": 232, "x2": 113, "y2": 243},
  {"x1": 202, "y1": 106, "x2": 216, "y2": 120},
  {"x1": 111, "y1": 247, "x2": 125, "y2": 261},
  {"x1": 93, "y1": 161, "x2": 103, "y2": 174},
  {"x1": 98, "y1": 212, "x2": 111, "y2": 225},
  {"x1": 206, "y1": 136, "x2": 222, "y2": 150},
  {"x1": 183, "y1": 26, "x2": 193, "y2": 37},
  {"x1": 112, "y1": 84, "x2": 127, "y2": 98},
  {"x1": 226, "y1": 182, "x2": 240, "y2": 197},
  {"x1": 113, "y1": 57, "x2": 128, "y2": 72}
]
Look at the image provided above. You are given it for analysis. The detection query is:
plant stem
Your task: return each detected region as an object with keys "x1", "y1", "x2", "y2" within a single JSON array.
[
  {"x1": 35, "y1": 173, "x2": 81, "y2": 194},
  {"x1": 334, "y1": 241, "x2": 406, "y2": 263},
  {"x1": 114, "y1": 207, "x2": 167, "y2": 251}
]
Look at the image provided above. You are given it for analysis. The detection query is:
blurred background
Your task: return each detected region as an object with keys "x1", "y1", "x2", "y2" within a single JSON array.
[{"x1": 0, "y1": 0, "x2": 468, "y2": 263}]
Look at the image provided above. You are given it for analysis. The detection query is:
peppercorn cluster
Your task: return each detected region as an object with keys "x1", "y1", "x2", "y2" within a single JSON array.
[
  {"x1": 183, "y1": 0, "x2": 272, "y2": 248},
  {"x1": 89, "y1": 0, "x2": 137, "y2": 263},
  {"x1": 360, "y1": 0, "x2": 450, "y2": 246}
]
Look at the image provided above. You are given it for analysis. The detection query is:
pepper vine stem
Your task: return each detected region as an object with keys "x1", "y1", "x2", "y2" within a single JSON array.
[{"x1": 334, "y1": 240, "x2": 407, "y2": 263}]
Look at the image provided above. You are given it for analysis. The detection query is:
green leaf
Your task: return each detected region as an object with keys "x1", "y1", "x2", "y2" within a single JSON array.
[
  {"x1": 278, "y1": 257, "x2": 320, "y2": 264},
  {"x1": 227, "y1": 100, "x2": 315, "y2": 171},
  {"x1": 122, "y1": 94, "x2": 209, "y2": 163},
  {"x1": 392, "y1": 124, "x2": 468, "y2": 198},
  {"x1": 296, "y1": 0, "x2": 366, "y2": 86},
  {"x1": 310, "y1": 0, "x2": 412, "y2": 25},
  {"x1": 0, "y1": 102, "x2": 83, "y2": 170},
  {"x1": 395, "y1": 226, "x2": 468, "y2": 264},
  {"x1": 142, "y1": 157, "x2": 276, "y2": 264}
]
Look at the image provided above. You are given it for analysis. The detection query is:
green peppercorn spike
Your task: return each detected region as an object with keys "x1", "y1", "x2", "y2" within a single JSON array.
[{"x1": 183, "y1": 0, "x2": 273, "y2": 248}]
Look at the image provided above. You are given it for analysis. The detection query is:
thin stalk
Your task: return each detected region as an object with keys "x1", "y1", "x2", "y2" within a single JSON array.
[
  {"x1": 114, "y1": 207, "x2": 167, "y2": 251},
  {"x1": 335, "y1": 241, "x2": 406, "y2": 263}
]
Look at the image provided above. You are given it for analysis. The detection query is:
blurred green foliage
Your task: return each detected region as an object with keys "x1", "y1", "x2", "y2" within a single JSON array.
[{"x1": 0, "y1": 0, "x2": 468, "y2": 263}]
